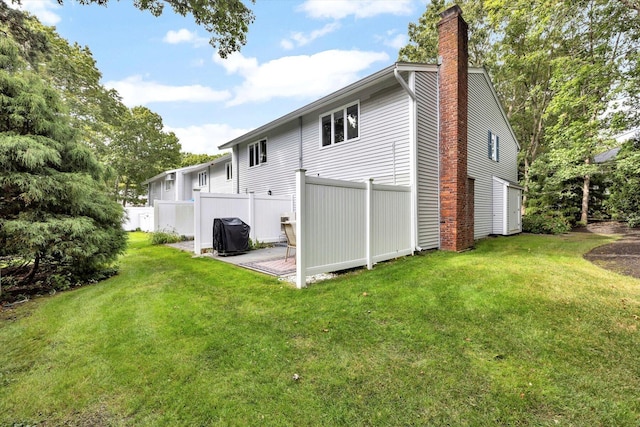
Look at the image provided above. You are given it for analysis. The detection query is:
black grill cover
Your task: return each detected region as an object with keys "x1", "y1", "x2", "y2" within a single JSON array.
[{"x1": 213, "y1": 217, "x2": 250, "y2": 255}]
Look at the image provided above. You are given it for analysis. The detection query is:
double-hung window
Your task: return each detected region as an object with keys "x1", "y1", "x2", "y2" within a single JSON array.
[
  {"x1": 198, "y1": 171, "x2": 207, "y2": 187},
  {"x1": 225, "y1": 162, "x2": 232, "y2": 180},
  {"x1": 249, "y1": 139, "x2": 267, "y2": 167},
  {"x1": 320, "y1": 101, "x2": 359, "y2": 147},
  {"x1": 488, "y1": 130, "x2": 499, "y2": 162}
]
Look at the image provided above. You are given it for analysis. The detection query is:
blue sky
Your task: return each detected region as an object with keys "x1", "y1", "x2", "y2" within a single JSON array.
[{"x1": 13, "y1": 0, "x2": 428, "y2": 155}]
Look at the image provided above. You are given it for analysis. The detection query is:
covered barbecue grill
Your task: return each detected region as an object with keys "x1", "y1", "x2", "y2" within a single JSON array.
[{"x1": 212, "y1": 217, "x2": 250, "y2": 256}]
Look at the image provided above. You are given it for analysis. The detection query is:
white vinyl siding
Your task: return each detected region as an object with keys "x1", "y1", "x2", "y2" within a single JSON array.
[
  {"x1": 304, "y1": 81, "x2": 411, "y2": 185},
  {"x1": 238, "y1": 122, "x2": 299, "y2": 196},
  {"x1": 210, "y1": 161, "x2": 233, "y2": 193},
  {"x1": 415, "y1": 71, "x2": 440, "y2": 250},
  {"x1": 148, "y1": 181, "x2": 162, "y2": 206},
  {"x1": 238, "y1": 77, "x2": 411, "y2": 198},
  {"x1": 467, "y1": 71, "x2": 519, "y2": 239}
]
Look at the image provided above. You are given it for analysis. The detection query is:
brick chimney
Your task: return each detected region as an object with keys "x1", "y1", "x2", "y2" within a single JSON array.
[{"x1": 438, "y1": 5, "x2": 474, "y2": 251}]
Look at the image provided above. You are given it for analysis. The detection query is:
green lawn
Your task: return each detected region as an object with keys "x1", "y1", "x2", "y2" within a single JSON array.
[{"x1": 1, "y1": 232, "x2": 638, "y2": 426}]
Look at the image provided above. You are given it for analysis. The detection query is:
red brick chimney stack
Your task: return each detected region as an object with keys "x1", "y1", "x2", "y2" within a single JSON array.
[{"x1": 438, "y1": 5, "x2": 474, "y2": 251}]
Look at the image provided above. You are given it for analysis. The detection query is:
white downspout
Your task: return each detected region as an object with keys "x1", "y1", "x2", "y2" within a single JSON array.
[
  {"x1": 436, "y1": 62, "x2": 441, "y2": 249},
  {"x1": 394, "y1": 66, "x2": 419, "y2": 252}
]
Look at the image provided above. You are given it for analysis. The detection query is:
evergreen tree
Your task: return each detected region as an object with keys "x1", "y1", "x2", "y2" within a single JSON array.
[{"x1": 0, "y1": 36, "x2": 127, "y2": 291}]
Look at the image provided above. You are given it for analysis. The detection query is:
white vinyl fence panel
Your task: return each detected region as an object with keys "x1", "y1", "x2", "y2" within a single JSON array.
[
  {"x1": 194, "y1": 191, "x2": 293, "y2": 254},
  {"x1": 123, "y1": 207, "x2": 154, "y2": 232},
  {"x1": 371, "y1": 184, "x2": 413, "y2": 262},
  {"x1": 295, "y1": 170, "x2": 412, "y2": 288},
  {"x1": 154, "y1": 201, "x2": 194, "y2": 237}
]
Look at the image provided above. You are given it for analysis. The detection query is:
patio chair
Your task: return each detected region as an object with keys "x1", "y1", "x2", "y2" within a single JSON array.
[{"x1": 283, "y1": 221, "x2": 296, "y2": 262}]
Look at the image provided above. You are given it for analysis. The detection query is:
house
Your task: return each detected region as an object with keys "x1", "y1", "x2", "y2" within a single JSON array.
[
  {"x1": 217, "y1": 6, "x2": 521, "y2": 252},
  {"x1": 143, "y1": 153, "x2": 233, "y2": 206}
]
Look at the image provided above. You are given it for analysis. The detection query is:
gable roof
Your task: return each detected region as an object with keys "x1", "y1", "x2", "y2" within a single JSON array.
[
  {"x1": 217, "y1": 63, "x2": 520, "y2": 152},
  {"x1": 142, "y1": 153, "x2": 231, "y2": 185}
]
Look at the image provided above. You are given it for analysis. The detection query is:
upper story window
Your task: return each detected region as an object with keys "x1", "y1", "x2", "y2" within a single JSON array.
[
  {"x1": 320, "y1": 101, "x2": 359, "y2": 147},
  {"x1": 488, "y1": 130, "x2": 500, "y2": 162},
  {"x1": 225, "y1": 162, "x2": 232, "y2": 180},
  {"x1": 198, "y1": 171, "x2": 207, "y2": 187},
  {"x1": 249, "y1": 139, "x2": 267, "y2": 167}
]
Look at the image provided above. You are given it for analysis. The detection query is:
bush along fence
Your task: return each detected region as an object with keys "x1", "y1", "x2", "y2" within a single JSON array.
[
  {"x1": 295, "y1": 169, "x2": 413, "y2": 289},
  {"x1": 193, "y1": 190, "x2": 294, "y2": 254}
]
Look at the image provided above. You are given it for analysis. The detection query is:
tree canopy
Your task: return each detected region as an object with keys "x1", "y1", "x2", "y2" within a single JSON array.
[
  {"x1": 181, "y1": 152, "x2": 225, "y2": 168},
  {"x1": 401, "y1": 0, "x2": 640, "y2": 228},
  {"x1": 52, "y1": 0, "x2": 255, "y2": 58},
  {"x1": 110, "y1": 106, "x2": 182, "y2": 206}
]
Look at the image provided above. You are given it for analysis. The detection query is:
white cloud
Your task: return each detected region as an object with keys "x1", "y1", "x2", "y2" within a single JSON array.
[
  {"x1": 299, "y1": 0, "x2": 414, "y2": 20},
  {"x1": 105, "y1": 75, "x2": 231, "y2": 107},
  {"x1": 7, "y1": 0, "x2": 61, "y2": 25},
  {"x1": 281, "y1": 22, "x2": 341, "y2": 50},
  {"x1": 163, "y1": 29, "x2": 209, "y2": 47},
  {"x1": 213, "y1": 50, "x2": 390, "y2": 106},
  {"x1": 280, "y1": 39, "x2": 295, "y2": 50},
  {"x1": 380, "y1": 30, "x2": 408, "y2": 50},
  {"x1": 165, "y1": 124, "x2": 252, "y2": 155}
]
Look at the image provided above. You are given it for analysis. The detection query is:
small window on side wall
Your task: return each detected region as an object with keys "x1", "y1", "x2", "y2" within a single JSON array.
[
  {"x1": 249, "y1": 138, "x2": 267, "y2": 167},
  {"x1": 225, "y1": 162, "x2": 232, "y2": 180},
  {"x1": 198, "y1": 171, "x2": 207, "y2": 187},
  {"x1": 488, "y1": 130, "x2": 500, "y2": 162}
]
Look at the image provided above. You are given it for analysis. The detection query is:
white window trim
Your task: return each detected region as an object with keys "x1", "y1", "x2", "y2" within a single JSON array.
[
  {"x1": 198, "y1": 171, "x2": 207, "y2": 187},
  {"x1": 248, "y1": 138, "x2": 267, "y2": 168},
  {"x1": 488, "y1": 130, "x2": 500, "y2": 162},
  {"x1": 225, "y1": 161, "x2": 232, "y2": 181},
  {"x1": 319, "y1": 100, "x2": 360, "y2": 149}
]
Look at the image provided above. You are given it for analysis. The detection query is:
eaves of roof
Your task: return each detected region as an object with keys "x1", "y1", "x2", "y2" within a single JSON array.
[{"x1": 217, "y1": 62, "x2": 438, "y2": 150}]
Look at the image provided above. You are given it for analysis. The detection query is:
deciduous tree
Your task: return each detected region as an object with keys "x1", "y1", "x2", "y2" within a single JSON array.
[
  {"x1": 181, "y1": 152, "x2": 224, "y2": 168},
  {"x1": 110, "y1": 107, "x2": 182, "y2": 206}
]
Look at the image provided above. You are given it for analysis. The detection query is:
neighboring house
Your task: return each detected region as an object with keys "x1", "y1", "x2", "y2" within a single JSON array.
[
  {"x1": 217, "y1": 6, "x2": 522, "y2": 252},
  {"x1": 143, "y1": 153, "x2": 233, "y2": 206}
]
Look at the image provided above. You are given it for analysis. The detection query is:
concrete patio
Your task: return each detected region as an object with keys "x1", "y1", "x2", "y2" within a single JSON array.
[{"x1": 166, "y1": 240, "x2": 296, "y2": 277}]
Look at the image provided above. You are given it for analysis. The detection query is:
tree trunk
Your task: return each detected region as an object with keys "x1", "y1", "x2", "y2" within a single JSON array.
[
  {"x1": 581, "y1": 158, "x2": 591, "y2": 224},
  {"x1": 24, "y1": 252, "x2": 40, "y2": 285},
  {"x1": 122, "y1": 181, "x2": 130, "y2": 207},
  {"x1": 522, "y1": 157, "x2": 530, "y2": 215}
]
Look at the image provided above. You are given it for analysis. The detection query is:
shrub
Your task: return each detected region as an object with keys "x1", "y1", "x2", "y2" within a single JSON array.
[
  {"x1": 628, "y1": 215, "x2": 640, "y2": 229},
  {"x1": 150, "y1": 230, "x2": 183, "y2": 245},
  {"x1": 523, "y1": 211, "x2": 572, "y2": 234},
  {"x1": 248, "y1": 238, "x2": 270, "y2": 250}
]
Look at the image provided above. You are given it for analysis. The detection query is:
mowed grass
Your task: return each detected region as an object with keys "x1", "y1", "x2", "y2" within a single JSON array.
[{"x1": 0, "y1": 232, "x2": 638, "y2": 426}]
